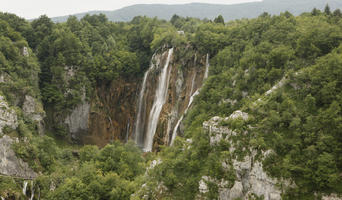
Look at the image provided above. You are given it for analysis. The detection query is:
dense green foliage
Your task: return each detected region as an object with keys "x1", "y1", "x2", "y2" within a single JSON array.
[
  {"x1": 1, "y1": 4, "x2": 342, "y2": 200},
  {"x1": 45, "y1": 142, "x2": 145, "y2": 200}
]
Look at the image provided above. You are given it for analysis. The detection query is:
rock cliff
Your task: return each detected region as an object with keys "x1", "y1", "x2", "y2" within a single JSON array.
[
  {"x1": 0, "y1": 135, "x2": 37, "y2": 179},
  {"x1": 202, "y1": 113, "x2": 287, "y2": 200}
]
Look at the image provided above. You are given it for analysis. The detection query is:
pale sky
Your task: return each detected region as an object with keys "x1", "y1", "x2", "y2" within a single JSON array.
[{"x1": 1, "y1": 0, "x2": 261, "y2": 19}]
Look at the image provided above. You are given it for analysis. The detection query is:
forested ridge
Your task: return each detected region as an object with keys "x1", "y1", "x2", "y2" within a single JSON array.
[{"x1": 0, "y1": 4, "x2": 342, "y2": 200}]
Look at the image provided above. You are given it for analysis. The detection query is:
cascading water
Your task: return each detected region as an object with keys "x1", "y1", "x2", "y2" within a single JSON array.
[
  {"x1": 125, "y1": 121, "x2": 130, "y2": 142},
  {"x1": 170, "y1": 54, "x2": 210, "y2": 145},
  {"x1": 30, "y1": 181, "x2": 35, "y2": 200},
  {"x1": 23, "y1": 181, "x2": 28, "y2": 195},
  {"x1": 143, "y1": 48, "x2": 174, "y2": 152},
  {"x1": 133, "y1": 53, "x2": 157, "y2": 147},
  {"x1": 204, "y1": 53, "x2": 210, "y2": 80}
]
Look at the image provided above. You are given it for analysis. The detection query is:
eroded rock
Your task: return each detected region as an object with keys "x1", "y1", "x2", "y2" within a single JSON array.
[
  {"x1": 202, "y1": 111, "x2": 285, "y2": 200},
  {"x1": 0, "y1": 135, "x2": 37, "y2": 179},
  {"x1": 0, "y1": 96, "x2": 18, "y2": 135},
  {"x1": 22, "y1": 95, "x2": 45, "y2": 134},
  {"x1": 322, "y1": 194, "x2": 342, "y2": 200},
  {"x1": 65, "y1": 102, "x2": 90, "y2": 140}
]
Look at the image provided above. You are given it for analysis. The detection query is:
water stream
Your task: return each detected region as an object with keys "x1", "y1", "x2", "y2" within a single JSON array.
[
  {"x1": 144, "y1": 48, "x2": 174, "y2": 152},
  {"x1": 23, "y1": 181, "x2": 28, "y2": 195},
  {"x1": 133, "y1": 53, "x2": 157, "y2": 147},
  {"x1": 134, "y1": 48, "x2": 174, "y2": 152}
]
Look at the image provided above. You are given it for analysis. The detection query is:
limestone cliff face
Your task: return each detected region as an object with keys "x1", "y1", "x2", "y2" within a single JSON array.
[
  {"x1": 85, "y1": 78, "x2": 138, "y2": 147},
  {"x1": 133, "y1": 47, "x2": 208, "y2": 151},
  {"x1": 0, "y1": 95, "x2": 39, "y2": 179},
  {"x1": 202, "y1": 113, "x2": 286, "y2": 200},
  {"x1": 0, "y1": 96, "x2": 18, "y2": 136},
  {"x1": 0, "y1": 135, "x2": 37, "y2": 179},
  {"x1": 154, "y1": 51, "x2": 207, "y2": 149}
]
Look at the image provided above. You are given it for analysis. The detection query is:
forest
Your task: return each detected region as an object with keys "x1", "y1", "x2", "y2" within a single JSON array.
[{"x1": 0, "y1": 4, "x2": 342, "y2": 200}]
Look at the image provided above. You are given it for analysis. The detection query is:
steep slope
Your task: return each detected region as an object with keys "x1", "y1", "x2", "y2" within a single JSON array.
[
  {"x1": 51, "y1": 0, "x2": 342, "y2": 22},
  {"x1": 135, "y1": 12, "x2": 342, "y2": 199}
]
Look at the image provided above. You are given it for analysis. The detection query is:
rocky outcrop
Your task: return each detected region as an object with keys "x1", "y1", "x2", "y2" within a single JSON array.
[
  {"x1": 0, "y1": 96, "x2": 18, "y2": 135},
  {"x1": 65, "y1": 102, "x2": 90, "y2": 141},
  {"x1": 202, "y1": 111, "x2": 287, "y2": 200},
  {"x1": 22, "y1": 95, "x2": 45, "y2": 134},
  {"x1": 322, "y1": 194, "x2": 342, "y2": 200},
  {"x1": 0, "y1": 135, "x2": 37, "y2": 179}
]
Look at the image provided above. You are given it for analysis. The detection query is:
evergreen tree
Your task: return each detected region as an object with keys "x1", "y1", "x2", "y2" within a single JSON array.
[
  {"x1": 214, "y1": 15, "x2": 224, "y2": 24},
  {"x1": 324, "y1": 4, "x2": 331, "y2": 15},
  {"x1": 311, "y1": 8, "x2": 321, "y2": 16}
]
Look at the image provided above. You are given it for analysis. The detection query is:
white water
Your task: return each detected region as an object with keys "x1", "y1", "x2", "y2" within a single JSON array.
[
  {"x1": 204, "y1": 54, "x2": 210, "y2": 80},
  {"x1": 143, "y1": 48, "x2": 174, "y2": 152},
  {"x1": 170, "y1": 54, "x2": 210, "y2": 145},
  {"x1": 30, "y1": 181, "x2": 34, "y2": 200},
  {"x1": 133, "y1": 53, "x2": 157, "y2": 147},
  {"x1": 23, "y1": 181, "x2": 28, "y2": 195},
  {"x1": 170, "y1": 89, "x2": 199, "y2": 145},
  {"x1": 125, "y1": 121, "x2": 130, "y2": 142}
]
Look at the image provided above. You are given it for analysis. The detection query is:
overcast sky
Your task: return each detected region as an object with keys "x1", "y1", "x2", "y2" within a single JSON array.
[{"x1": 1, "y1": 0, "x2": 261, "y2": 19}]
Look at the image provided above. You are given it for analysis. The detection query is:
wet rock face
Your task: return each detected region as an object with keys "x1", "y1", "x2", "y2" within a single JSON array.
[
  {"x1": 0, "y1": 96, "x2": 18, "y2": 135},
  {"x1": 0, "y1": 135, "x2": 37, "y2": 179},
  {"x1": 85, "y1": 78, "x2": 138, "y2": 147},
  {"x1": 202, "y1": 112, "x2": 285, "y2": 200}
]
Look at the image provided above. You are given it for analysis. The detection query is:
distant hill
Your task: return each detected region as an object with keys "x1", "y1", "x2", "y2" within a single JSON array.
[{"x1": 51, "y1": 0, "x2": 342, "y2": 22}]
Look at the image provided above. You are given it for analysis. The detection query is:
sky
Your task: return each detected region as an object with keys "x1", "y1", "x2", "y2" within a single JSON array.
[{"x1": 1, "y1": 0, "x2": 261, "y2": 19}]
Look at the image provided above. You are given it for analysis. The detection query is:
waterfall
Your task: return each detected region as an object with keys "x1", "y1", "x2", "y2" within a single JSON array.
[
  {"x1": 134, "y1": 53, "x2": 157, "y2": 147},
  {"x1": 30, "y1": 181, "x2": 34, "y2": 200},
  {"x1": 170, "y1": 54, "x2": 210, "y2": 145},
  {"x1": 23, "y1": 181, "x2": 28, "y2": 195},
  {"x1": 143, "y1": 48, "x2": 174, "y2": 152},
  {"x1": 125, "y1": 121, "x2": 130, "y2": 142},
  {"x1": 204, "y1": 54, "x2": 210, "y2": 80},
  {"x1": 170, "y1": 90, "x2": 199, "y2": 145}
]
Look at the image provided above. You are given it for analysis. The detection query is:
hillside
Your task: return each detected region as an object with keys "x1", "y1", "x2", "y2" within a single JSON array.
[{"x1": 51, "y1": 0, "x2": 342, "y2": 22}]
